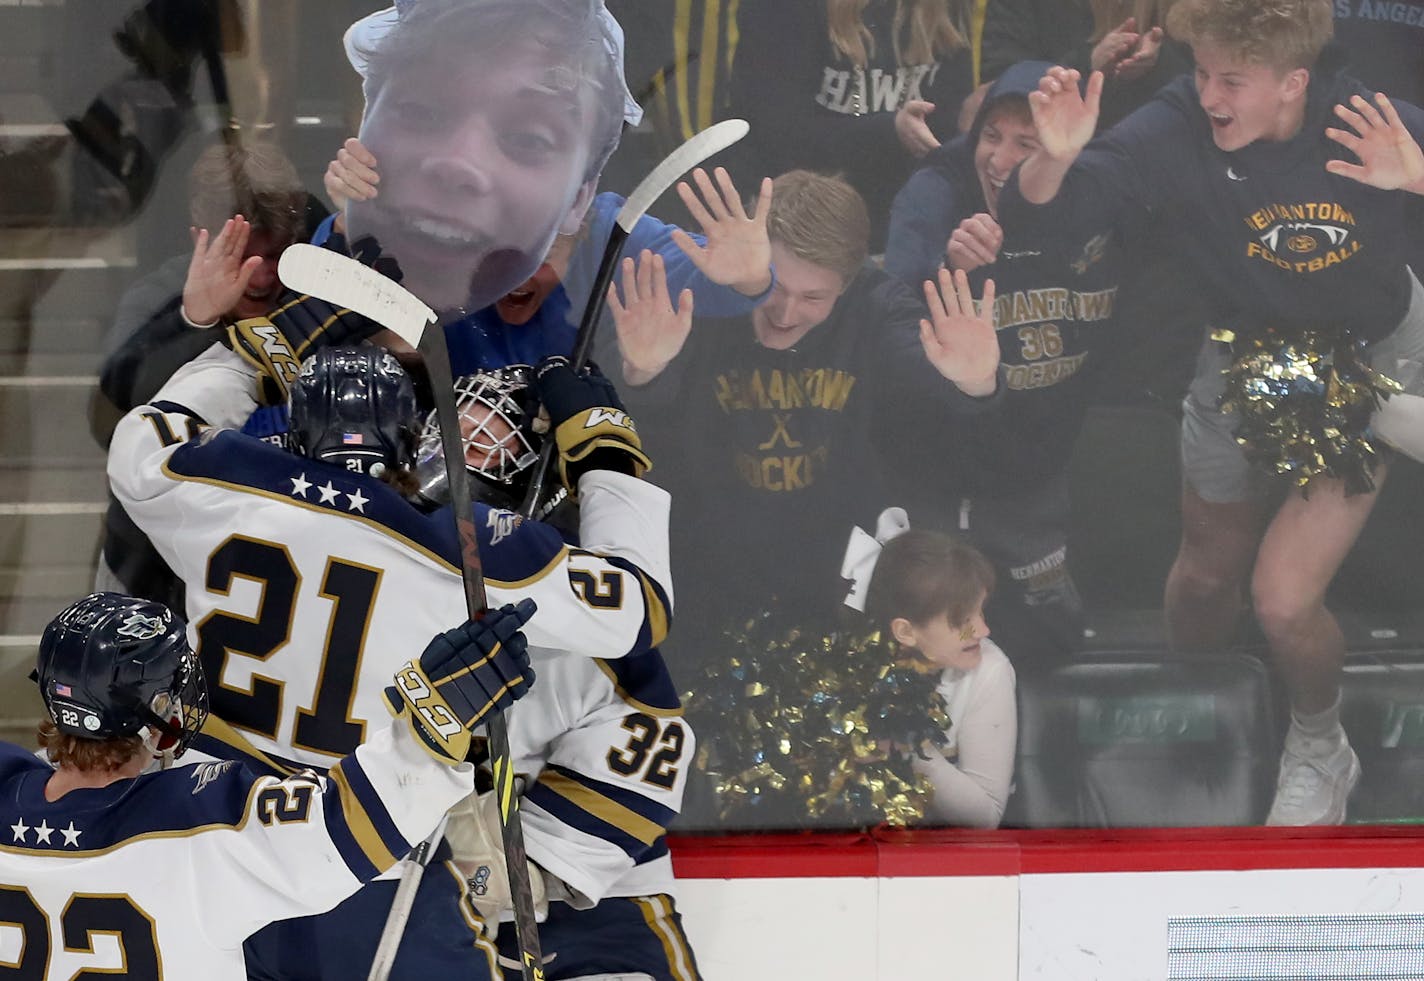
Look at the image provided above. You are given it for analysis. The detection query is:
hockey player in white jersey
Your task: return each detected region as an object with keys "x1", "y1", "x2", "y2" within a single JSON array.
[
  {"x1": 107, "y1": 332, "x2": 672, "y2": 776},
  {"x1": 107, "y1": 331, "x2": 698, "y2": 977},
  {"x1": 0, "y1": 590, "x2": 535, "y2": 981}
]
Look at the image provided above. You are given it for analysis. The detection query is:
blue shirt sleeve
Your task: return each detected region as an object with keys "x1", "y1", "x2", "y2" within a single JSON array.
[
  {"x1": 569, "y1": 193, "x2": 773, "y2": 319},
  {"x1": 309, "y1": 212, "x2": 338, "y2": 247}
]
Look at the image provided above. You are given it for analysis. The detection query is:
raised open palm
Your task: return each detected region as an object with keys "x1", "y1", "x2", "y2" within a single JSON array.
[
  {"x1": 919, "y1": 268, "x2": 1000, "y2": 398},
  {"x1": 671, "y1": 168, "x2": 773, "y2": 296},
  {"x1": 1028, "y1": 67, "x2": 1103, "y2": 162},
  {"x1": 1325, "y1": 93, "x2": 1424, "y2": 191},
  {"x1": 183, "y1": 216, "x2": 262, "y2": 326},
  {"x1": 610, "y1": 250, "x2": 694, "y2": 386}
]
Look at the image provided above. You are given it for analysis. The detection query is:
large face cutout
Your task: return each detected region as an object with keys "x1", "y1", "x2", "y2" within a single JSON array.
[{"x1": 347, "y1": 31, "x2": 601, "y2": 316}]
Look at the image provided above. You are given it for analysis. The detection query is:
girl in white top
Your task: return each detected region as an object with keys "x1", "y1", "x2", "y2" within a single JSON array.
[{"x1": 866, "y1": 530, "x2": 1018, "y2": 828}]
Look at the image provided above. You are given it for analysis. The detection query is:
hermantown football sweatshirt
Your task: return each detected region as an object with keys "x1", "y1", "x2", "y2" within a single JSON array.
[{"x1": 999, "y1": 44, "x2": 1424, "y2": 344}]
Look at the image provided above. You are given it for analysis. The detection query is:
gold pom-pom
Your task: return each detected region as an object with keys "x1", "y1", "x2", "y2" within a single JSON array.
[
  {"x1": 1219, "y1": 328, "x2": 1401, "y2": 495},
  {"x1": 683, "y1": 608, "x2": 950, "y2": 830}
]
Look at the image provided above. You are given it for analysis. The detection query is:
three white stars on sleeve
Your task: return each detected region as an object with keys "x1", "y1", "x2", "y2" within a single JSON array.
[
  {"x1": 289, "y1": 472, "x2": 368, "y2": 513},
  {"x1": 10, "y1": 817, "x2": 82, "y2": 847}
]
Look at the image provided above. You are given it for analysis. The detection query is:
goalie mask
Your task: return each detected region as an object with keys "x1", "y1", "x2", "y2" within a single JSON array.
[
  {"x1": 288, "y1": 346, "x2": 421, "y2": 479},
  {"x1": 35, "y1": 592, "x2": 208, "y2": 758},
  {"x1": 413, "y1": 365, "x2": 544, "y2": 510}
]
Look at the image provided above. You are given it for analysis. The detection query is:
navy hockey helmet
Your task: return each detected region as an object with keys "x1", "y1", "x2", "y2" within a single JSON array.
[
  {"x1": 413, "y1": 365, "x2": 544, "y2": 510},
  {"x1": 288, "y1": 346, "x2": 421, "y2": 479},
  {"x1": 35, "y1": 592, "x2": 208, "y2": 757}
]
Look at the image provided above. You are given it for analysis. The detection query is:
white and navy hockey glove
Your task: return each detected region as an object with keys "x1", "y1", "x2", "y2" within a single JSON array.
[
  {"x1": 384, "y1": 599, "x2": 537, "y2": 764},
  {"x1": 534, "y1": 356, "x2": 652, "y2": 494},
  {"x1": 447, "y1": 784, "x2": 587, "y2": 935}
]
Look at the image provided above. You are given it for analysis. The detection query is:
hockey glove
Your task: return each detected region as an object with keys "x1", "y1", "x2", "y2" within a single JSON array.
[
  {"x1": 448, "y1": 786, "x2": 547, "y2": 930},
  {"x1": 225, "y1": 293, "x2": 384, "y2": 405},
  {"x1": 534, "y1": 356, "x2": 652, "y2": 493},
  {"x1": 223, "y1": 235, "x2": 399, "y2": 405},
  {"x1": 384, "y1": 599, "x2": 537, "y2": 764}
]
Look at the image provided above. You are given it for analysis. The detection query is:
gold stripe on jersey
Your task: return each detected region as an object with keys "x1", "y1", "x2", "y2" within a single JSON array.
[
  {"x1": 538, "y1": 770, "x2": 665, "y2": 846},
  {"x1": 593, "y1": 660, "x2": 683, "y2": 719},
  {"x1": 726, "y1": 0, "x2": 739, "y2": 101},
  {"x1": 674, "y1": 0, "x2": 694, "y2": 138},
  {"x1": 696, "y1": 0, "x2": 719, "y2": 134},
  {"x1": 634, "y1": 894, "x2": 699, "y2": 981},
  {"x1": 440, "y1": 860, "x2": 502, "y2": 972},
  {"x1": 201, "y1": 716, "x2": 304, "y2": 776},
  {"x1": 158, "y1": 458, "x2": 568, "y2": 588},
  {"x1": 328, "y1": 760, "x2": 401, "y2": 873},
  {"x1": 636, "y1": 571, "x2": 670, "y2": 649},
  {"x1": 0, "y1": 778, "x2": 273, "y2": 858}
]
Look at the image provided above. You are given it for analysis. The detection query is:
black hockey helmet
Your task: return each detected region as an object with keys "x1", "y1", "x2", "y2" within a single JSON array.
[
  {"x1": 413, "y1": 365, "x2": 545, "y2": 510},
  {"x1": 35, "y1": 592, "x2": 208, "y2": 757},
  {"x1": 288, "y1": 346, "x2": 421, "y2": 479}
]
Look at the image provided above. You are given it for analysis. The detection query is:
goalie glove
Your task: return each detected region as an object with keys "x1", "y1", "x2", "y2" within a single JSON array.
[
  {"x1": 447, "y1": 785, "x2": 587, "y2": 932},
  {"x1": 534, "y1": 356, "x2": 652, "y2": 494},
  {"x1": 384, "y1": 600, "x2": 537, "y2": 764}
]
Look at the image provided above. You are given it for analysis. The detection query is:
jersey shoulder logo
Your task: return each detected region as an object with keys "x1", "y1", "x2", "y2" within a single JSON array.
[
  {"x1": 190, "y1": 760, "x2": 235, "y2": 795},
  {"x1": 486, "y1": 508, "x2": 523, "y2": 546}
]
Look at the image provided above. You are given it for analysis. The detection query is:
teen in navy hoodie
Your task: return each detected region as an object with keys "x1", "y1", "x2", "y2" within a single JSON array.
[
  {"x1": 883, "y1": 60, "x2": 1128, "y2": 667},
  {"x1": 1004, "y1": 0, "x2": 1424, "y2": 827}
]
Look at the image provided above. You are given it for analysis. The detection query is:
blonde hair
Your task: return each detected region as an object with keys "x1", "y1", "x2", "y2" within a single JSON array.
[
  {"x1": 1089, "y1": 0, "x2": 1181, "y2": 41},
  {"x1": 826, "y1": 0, "x2": 967, "y2": 69},
  {"x1": 766, "y1": 170, "x2": 870, "y2": 283},
  {"x1": 37, "y1": 719, "x2": 145, "y2": 772},
  {"x1": 1165, "y1": 0, "x2": 1332, "y2": 71}
]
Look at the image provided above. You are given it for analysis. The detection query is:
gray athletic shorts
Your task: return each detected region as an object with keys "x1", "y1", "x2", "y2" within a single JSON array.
[{"x1": 1182, "y1": 270, "x2": 1424, "y2": 503}]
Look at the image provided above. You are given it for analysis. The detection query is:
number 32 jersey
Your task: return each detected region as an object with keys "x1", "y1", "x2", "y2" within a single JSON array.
[{"x1": 107, "y1": 346, "x2": 687, "y2": 901}]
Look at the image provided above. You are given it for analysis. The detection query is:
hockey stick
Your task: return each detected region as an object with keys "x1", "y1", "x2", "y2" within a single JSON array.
[
  {"x1": 279, "y1": 243, "x2": 548, "y2": 981},
  {"x1": 278, "y1": 116, "x2": 749, "y2": 975},
  {"x1": 516, "y1": 117, "x2": 750, "y2": 515},
  {"x1": 364, "y1": 815, "x2": 447, "y2": 980}
]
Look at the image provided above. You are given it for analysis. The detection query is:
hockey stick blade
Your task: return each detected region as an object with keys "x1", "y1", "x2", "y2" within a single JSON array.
[
  {"x1": 615, "y1": 118, "x2": 749, "y2": 234},
  {"x1": 277, "y1": 243, "x2": 436, "y2": 349}
]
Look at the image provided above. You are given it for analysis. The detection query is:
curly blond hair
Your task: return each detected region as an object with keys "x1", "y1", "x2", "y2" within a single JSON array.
[
  {"x1": 1165, "y1": 0, "x2": 1332, "y2": 71},
  {"x1": 37, "y1": 719, "x2": 146, "y2": 772}
]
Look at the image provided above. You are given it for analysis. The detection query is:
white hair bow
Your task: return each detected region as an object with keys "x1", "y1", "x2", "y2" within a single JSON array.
[
  {"x1": 840, "y1": 507, "x2": 910, "y2": 612},
  {"x1": 343, "y1": 2, "x2": 644, "y2": 126}
]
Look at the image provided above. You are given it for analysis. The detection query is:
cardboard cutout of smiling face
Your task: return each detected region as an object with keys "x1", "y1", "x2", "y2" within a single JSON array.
[{"x1": 344, "y1": 1, "x2": 632, "y2": 316}]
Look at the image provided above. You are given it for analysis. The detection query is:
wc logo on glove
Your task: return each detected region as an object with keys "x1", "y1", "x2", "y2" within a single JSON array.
[{"x1": 583, "y1": 407, "x2": 636, "y2": 432}]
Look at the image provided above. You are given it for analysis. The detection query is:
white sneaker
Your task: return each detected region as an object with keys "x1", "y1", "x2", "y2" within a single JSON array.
[{"x1": 1265, "y1": 726, "x2": 1361, "y2": 826}]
